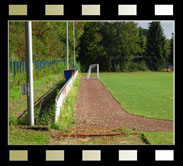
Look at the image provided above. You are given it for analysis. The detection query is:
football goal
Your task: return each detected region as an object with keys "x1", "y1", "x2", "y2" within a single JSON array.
[{"x1": 86, "y1": 64, "x2": 99, "y2": 80}]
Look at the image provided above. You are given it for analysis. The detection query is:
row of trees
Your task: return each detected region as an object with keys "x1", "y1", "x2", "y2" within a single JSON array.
[
  {"x1": 9, "y1": 21, "x2": 174, "y2": 72},
  {"x1": 9, "y1": 22, "x2": 86, "y2": 63},
  {"x1": 78, "y1": 22, "x2": 174, "y2": 71}
]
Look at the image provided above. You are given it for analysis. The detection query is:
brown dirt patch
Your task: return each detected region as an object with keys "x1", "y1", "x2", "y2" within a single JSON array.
[
  {"x1": 49, "y1": 133, "x2": 145, "y2": 145},
  {"x1": 72, "y1": 76, "x2": 173, "y2": 133}
]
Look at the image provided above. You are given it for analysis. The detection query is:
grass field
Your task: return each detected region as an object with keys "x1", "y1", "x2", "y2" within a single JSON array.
[{"x1": 100, "y1": 72, "x2": 173, "y2": 121}]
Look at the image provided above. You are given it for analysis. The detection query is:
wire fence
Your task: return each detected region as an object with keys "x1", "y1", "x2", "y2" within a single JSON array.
[{"x1": 9, "y1": 60, "x2": 65, "y2": 78}]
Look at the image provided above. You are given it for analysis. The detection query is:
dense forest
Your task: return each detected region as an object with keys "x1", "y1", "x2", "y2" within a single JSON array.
[{"x1": 9, "y1": 21, "x2": 174, "y2": 72}]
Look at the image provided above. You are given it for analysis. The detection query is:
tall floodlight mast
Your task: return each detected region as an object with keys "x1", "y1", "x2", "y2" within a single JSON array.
[
  {"x1": 73, "y1": 22, "x2": 76, "y2": 69},
  {"x1": 25, "y1": 21, "x2": 34, "y2": 126},
  {"x1": 66, "y1": 21, "x2": 69, "y2": 69}
]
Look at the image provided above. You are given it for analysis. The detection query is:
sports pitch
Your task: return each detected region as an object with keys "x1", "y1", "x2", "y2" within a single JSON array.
[{"x1": 100, "y1": 72, "x2": 173, "y2": 121}]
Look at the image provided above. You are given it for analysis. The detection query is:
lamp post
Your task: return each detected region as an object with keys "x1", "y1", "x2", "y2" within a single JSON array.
[
  {"x1": 73, "y1": 22, "x2": 76, "y2": 69},
  {"x1": 66, "y1": 21, "x2": 69, "y2": 70},
  {"x1": 25, "y1": 21, "x2": 34, "y2": 126}
]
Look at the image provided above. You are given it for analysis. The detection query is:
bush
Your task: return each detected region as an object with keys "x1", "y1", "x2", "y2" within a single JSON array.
[
  {"x1": 115, "y1": 64, "x2": 121, "y2": 72},
  {"x1": 121, "y1": 61, "x2": 149, "y2": 72},
  {"x1": 121, "y1": 62, "x2": 132, "y2": 72},
  {"x1": 137, "y1": 61, "x2": 149, "y2": 71},
  {"x1": 75, "y1": 62, "x2": 81, "y2": 72},
  {"x1": 129, "y1": 62, "x2": 138, "y2": 72},
  {"x1": 9, "y1": 114, "x2": 18, "y2": 125}
]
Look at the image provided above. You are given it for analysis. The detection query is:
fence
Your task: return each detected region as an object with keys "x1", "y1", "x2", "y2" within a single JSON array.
[
  {"x1": 9, "y1": 60, "x2": 65, "y2": 78},
  {"x1": 55, "y1": 70, "x2": 78, "y2": 123}
]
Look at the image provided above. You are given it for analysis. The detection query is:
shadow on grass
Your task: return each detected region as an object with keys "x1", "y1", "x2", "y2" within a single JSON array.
[{"x1": 18, "y1": 80, "x2": 66, "y2": 125}]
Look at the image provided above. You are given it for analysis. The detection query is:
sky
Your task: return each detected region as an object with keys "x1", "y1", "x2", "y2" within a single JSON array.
[{"x1": 136, "y1": 21, "x2": 174, "y2": 39}]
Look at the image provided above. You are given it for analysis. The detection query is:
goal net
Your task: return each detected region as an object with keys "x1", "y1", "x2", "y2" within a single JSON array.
[{"x1": 86, "y1": 64, "x2": 99, "y2": 80}]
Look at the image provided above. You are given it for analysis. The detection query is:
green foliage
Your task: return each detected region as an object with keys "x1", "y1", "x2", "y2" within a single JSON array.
[
  {"x1": 9, "y1": 114, "x2": 18, "y2": 125},
  {"x1": 79, "y1": 22, "x2": 146, "y2": 72},
  {"x1": 137, "y1": 61, "x2": 149, "y2": 71},
  {"x1": 34, "y1": 105, "x2": 55, "y2": 125},
  {"x1": 9, "y1": 21, "x2": 171, "y2": 72},
  {"x1": 139, "y1": 27, "x2": 147, "y2": 56},
  {"x1": 9, "y1": 62, "x2": 66, "y2": 90},
  {"x1": 50, "y1": 123, "x2": 59, "y2": 130},
  {"x1": 122, "y1": 61, "x2": 149, "y2": 72},
  {"x1": 168, "y1": 34, "x2": 174, "y2": 65},
  {"x1": 9, "y1": 22, "x2": 85, "y2": 62},
  {"x1": 78, "y1": 22, "x2": 104, "y2": 71},
  {"x1": 115, "y1": 64, "x2": 121, "y2": 72},
  {"x1": 121, "y1": 61, "x2": 148, "y2": 72},
  {"x1": 146, "y1": 22, "x2": 168, "y2": 71}
]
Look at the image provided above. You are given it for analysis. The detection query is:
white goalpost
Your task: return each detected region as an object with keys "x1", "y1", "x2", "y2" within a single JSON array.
[{"x1": 86, "y1": 64, "x2": 99, "y2": 80}]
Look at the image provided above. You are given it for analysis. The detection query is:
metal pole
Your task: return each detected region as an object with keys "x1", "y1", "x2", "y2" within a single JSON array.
[
  {"x1": 25, "y1": 21, "x2": 34, "y2": 126},
  {"x1": 66, "y1": 21, "x2": 69, "y2": 70},
  {"x1": 97, "y1": 64, "x2": 99, "y2": 80},
  {"x1": 73, "y1": 22, "x2": 76, "y2": 69}
]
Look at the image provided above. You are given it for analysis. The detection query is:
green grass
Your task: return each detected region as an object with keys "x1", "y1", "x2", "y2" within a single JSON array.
[
  {"x1": 9, "y1": 126, "x2": 51, "y2": 145},
  {"x1": 54, "y1": 73, "x2": 81, "y2": 131},
  {"x1": 9, "y1": 73, "x2": 64, "y2": 102},
  {"x1": 9, "y1": 73, "x2": 64, "y2": 110},
  {"x1": 9, "y1": 72, "x2": 65, "y2": 145},
  {"x1": 100, "y1": 72, "x2": 173, "y2": 120},
  {"x1": 143, "y1": 131, "x2": 174, "y2": 145}
]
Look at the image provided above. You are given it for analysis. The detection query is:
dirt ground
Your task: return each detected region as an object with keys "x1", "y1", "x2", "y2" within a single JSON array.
[{"x1": 49, "y1": 133, "x2": 145, "y2": 145}]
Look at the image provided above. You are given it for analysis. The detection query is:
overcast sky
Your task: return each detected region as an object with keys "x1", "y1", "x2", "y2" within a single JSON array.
[{"x1": 136, "y1": 21, "x2": 174, "y2": 39}]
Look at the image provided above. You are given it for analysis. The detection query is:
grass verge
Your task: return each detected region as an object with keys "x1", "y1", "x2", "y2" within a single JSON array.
[
  {"x1": 53, "y1": 73, "x2": 81, "y2": 131},
  {"x1": 9, "y1": 73, "x2": 65, "y2": 125},
  {"x1": 9, "y1": 125, "x2": 51, "y2": 145},
  {"x1": 142, "y1": 131, "x2": 173, "y2": 145}
]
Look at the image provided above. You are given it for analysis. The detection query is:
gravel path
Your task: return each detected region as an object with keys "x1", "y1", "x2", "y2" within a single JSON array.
[{"x1": 72, "y1": 76, "x2": 173, "y2": 132}]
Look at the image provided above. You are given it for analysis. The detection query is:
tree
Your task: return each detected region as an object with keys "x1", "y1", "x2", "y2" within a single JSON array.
[
  {"x1": 146, "y1": 22, "x2": 167, "y2": 71},
  {"x1": 169, "y1": 33, "x2": 174, "y2": 65},
  {"x1": 112, "y1": 22, "x2": 141, "y2": 71},
  {"x1": 9, "y1": 22, "x2": 26, "y2": 61},
  {"x1": 78, "y1": 22, "x2": 104, "y2": 71},
  {"x1": 79, "y1": 22, "x2": 142, "y2": 72},
  {"x1": 100, "y1": 22, "x2": 141, "y2": 71},
  {"x1": 139, "y1": 27, "x2": 147, "y2": 56},
  {"x1": 9, "y1": 22, "x2": 85, "y2": 63}
]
